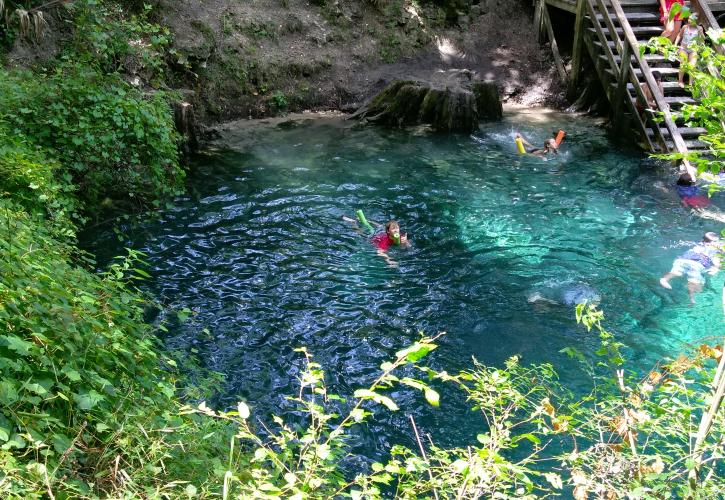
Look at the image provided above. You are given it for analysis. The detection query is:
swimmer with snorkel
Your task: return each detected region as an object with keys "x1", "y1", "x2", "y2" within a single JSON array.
[
  {"x1": 344, "y1": 210, "x2": 409, "y2": 267},
  {"x1": 515, "y1": 130, "x2": 566, "y2": 158}
]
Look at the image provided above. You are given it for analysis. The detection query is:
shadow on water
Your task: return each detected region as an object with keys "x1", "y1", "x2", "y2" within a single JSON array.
[{"x1": 82, "y1": 111, "x2": 725, "y2": 460}]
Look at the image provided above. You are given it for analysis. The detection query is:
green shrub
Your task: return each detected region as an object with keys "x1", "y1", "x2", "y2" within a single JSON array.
[
  {"x1": 0, "y1": 126, "x2": 79, "y2": 236},
  {"x1": 0, "y1": 201, "x2": 234, "y2": 497},
  {"x1": 0, "y1": 67, "x2": 184, "y2": 208}
]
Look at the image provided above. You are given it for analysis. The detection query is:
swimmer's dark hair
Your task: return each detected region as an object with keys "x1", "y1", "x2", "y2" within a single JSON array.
[
  {"x1": 677, "y1": 173, "x2": 695, "y2": 186},
  {"x1": 652, "y1": 71, "x2": 662, "y2": 82},
  {"x1": 704, "y1": 231, "x2": 720, "y2": 243}
]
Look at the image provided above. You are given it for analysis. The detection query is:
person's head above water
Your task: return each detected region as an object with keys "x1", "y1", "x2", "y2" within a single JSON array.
[
  {"x1": 385, "y1": 220, "x2": 402, "y2": 244},
  {"x1": 677, "y1": 172, "x2": 695, "y2": 186},
  {"x1": 544, "y1": 138, "x2": 558, "y2": 153},
  {"x1": 703, "y1": 231, "x2": 720, "y2": 243}
]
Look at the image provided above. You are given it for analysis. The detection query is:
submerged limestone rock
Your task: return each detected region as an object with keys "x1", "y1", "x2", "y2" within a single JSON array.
[
  {"x1": 351, "y1": 71, "x2": 501, "y2": 132},
  {"x1": 527, "y1": 282, "x2": 601, "y2": 307}
]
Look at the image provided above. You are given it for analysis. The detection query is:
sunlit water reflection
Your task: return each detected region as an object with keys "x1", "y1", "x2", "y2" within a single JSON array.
[{"x1": 84, "y1": 110, "x2": 724, "y2": 459}]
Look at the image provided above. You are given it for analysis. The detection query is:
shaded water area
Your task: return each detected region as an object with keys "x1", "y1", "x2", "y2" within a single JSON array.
[{"x1": 85, "y1": 110, "x2": 724, "y2": 460}]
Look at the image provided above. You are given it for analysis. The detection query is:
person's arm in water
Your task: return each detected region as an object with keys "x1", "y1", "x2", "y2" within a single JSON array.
[
  {"x1": 377, "y1": 248, "x2": 398, "y2": 267},
  {"x1": 516, "y1": 133, "x2": 535, "y2": 149},
  {"x1": 709, "y1": 254, "x2": 721, "y2": 275}
]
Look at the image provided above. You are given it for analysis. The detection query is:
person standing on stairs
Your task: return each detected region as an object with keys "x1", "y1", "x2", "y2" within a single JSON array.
[
  {"x1": 675, "y1": 15, "x2": 704, "y2": 88},
  {"x1": 659, "y1": 0, "x2": 684, "y2": 43}
]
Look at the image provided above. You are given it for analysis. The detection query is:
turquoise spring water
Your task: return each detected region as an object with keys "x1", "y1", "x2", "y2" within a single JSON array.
[{"x1": 85, "y1": 110, "x2": 724, "y2": 458}]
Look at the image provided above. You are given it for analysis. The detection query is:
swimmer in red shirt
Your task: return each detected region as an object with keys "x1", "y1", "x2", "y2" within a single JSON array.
[{"x1": 344, "y1": 216, "x2": 409, "y2": 266}]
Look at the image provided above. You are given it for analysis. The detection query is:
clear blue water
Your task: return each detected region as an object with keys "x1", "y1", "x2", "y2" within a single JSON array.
[{"x1": 85, "y1": 111, "x2": 724, "y2": 458}]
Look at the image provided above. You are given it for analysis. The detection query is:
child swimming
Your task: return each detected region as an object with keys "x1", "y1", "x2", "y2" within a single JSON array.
[
  {"x1": 343, "y1": 213, "x2": 409, "y2": 266},
  {"x1": 515, "y1": 132, "x2": 561, "y2": 158}
]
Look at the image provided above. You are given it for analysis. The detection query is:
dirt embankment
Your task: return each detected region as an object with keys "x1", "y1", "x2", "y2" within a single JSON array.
[{"x1": 159, "y1": 0, "x2": 565, "y2": 124}]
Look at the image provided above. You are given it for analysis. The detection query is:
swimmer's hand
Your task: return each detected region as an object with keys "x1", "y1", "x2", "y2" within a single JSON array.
[
  {"x1": 400, "y1": 233, "x2": 409, "y2": 246},
  {"x1": 377, "y1": 249, "x2": 399, "y2": 268}
]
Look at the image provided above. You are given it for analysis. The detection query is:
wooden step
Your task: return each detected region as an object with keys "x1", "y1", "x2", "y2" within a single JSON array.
[
  {"x1": 604, "y1": 0, "x2": 660, "y2": 6},
  {"x1": 665, "y1": 139, "x2": 710, "y2": 150},
  {"x1": 646, "y1": 126, "x2": 708, "y2": 138},
  {"x1": 629, "y1": 96, "x2": 697, "y2": 109},
  {"x1": 599, "y1": 54, "x2": 675, "y2": 68},
  {"x1": 595, "y1": 12, "x2": 661, "y2": 24},
  {"x1": 606, "y1": 53, "x2": 670, "y2": 65},
  {"x1": 624, "y1": 81, "x2": 690, "y2": 96},
  {"x1": 606, "y1": 67, "x2": 680, "y2": 81},
  {"x1": 601, "y1": 25, "x2": 664, "y2": 38}
]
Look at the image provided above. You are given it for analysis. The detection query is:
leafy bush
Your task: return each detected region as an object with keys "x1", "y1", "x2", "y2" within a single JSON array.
[
  {"x1": 71, "y1": 1, "x2": 172, "y2": 84},
  {"x1": 0, "y1": 67, "x2": 183, "y2": 208},
  {"x1": 0, "y1": 201, "x2": 235, "y2": 497},
  {"x1": 0, "y1": 125, "x2": 79, "y2": 237}
]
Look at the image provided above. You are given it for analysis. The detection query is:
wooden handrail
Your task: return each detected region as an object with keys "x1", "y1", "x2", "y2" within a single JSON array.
[
  {"x1": 584, "y1": 0, "x2": 657, "y2": 150},
  {"x1": 609, "y1": 0, "x2": 690, "y2": 157}
]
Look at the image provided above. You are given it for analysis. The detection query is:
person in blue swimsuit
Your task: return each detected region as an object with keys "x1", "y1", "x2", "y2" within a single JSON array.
[{"x1": 660, "y1": 232, "x2": 722, "y2": 304}]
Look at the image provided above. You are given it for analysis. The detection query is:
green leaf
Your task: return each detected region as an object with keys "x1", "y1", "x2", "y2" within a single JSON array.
[
  {"x1": 73, "y1": 390, "x2": 105, "y2": 410},
  {"x1": 1, "y1": 335, "x2": 34, "y2": 356},
  {"x1": 0, "y1": 381, "x2": 19, "y2": 405},
  {"x1": 424, "y1": 388, "x2": 440, "y2": 407},
  {"x1": 395, "y1": 342, "x2": 436, "y2": 363},
  {"x1": 237, "y1": 401, "x2": 250, "y2": 419},
  {"x1": 2, "y1": 433, "x2": 26, "y2": 450},
  {"x1": 0, "y1": 415, "x2": 12, "y2": 442},
  {"x1": 354, "y1": 389, "x2": 399, "y2": 411},
  {"x1": 62, "y1": 366, "x2": 82, "y2": 382}
]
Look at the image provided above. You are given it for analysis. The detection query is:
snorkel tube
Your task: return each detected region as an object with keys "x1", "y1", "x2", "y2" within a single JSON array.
[
  {"x1": 554, "y1": 129, "x2": 566, "y2": 147},
  {"x1": 356, "y1": 209, "x2": 375, "y2": 235},
  {"x1": 515, "y1": 136, "x2": 526, "y2": 154}
]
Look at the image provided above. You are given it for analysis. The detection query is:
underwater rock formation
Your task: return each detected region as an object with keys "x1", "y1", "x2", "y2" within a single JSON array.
[{"x1": 527, "y1": 282, "x2": 601, "y2": 307}]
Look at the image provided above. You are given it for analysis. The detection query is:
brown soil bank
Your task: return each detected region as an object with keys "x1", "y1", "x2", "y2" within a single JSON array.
[{"x1": 160, "y1": 0, "x2": 564, "y2": 124}]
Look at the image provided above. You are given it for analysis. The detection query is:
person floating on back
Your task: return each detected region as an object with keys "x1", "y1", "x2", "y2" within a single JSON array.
[
  {"x1": 343, "y1": 211, "x2": 409, "y2": 267},
  {"x1": 660, "y1": 232, "x2": 722, "y2": 304}
]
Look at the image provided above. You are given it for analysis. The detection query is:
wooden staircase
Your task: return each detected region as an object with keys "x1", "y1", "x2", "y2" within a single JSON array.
[{"x1": 537, "y1": 0, "x2": 721, "y2": 157}]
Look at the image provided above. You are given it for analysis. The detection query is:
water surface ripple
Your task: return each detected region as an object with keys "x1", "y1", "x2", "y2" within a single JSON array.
[{"x1": 86, "y1": 113, "x2": 725, "y2": 455}]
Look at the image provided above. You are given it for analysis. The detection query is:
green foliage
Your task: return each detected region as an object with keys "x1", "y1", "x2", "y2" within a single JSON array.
[
  {"x1": 0, "y1": 67, "x2": 183, "y2": 208},
  {"x1": 268, "y1": 90, "x2": 289, "y2": 112},
  {"x1": 0, "y1": 200, "x2": 238, "y2": 498},
  {"x1": 179, "y1": 312, "x2": 724, "y2": 499},
  {"x1": 0, "y1": 125, "x2": 79, "y2": 237},
  {"x1": 70, "y1": 1, "x2": 172, "y2": 84}
]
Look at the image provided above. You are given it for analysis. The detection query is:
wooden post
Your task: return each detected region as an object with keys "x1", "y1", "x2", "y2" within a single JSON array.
[
  {"x1": 542, "y1": 3, "x2": 569, "y2": 83},
  {"x1": 612, "y1": 40, "x2": 631, "y2": 133},
  {"x1": 567, "y1": 0, "x2": 587, "y2": 100},
  {"x1": 533, "y1": 0, "x2": 544, "y2": 44}
]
